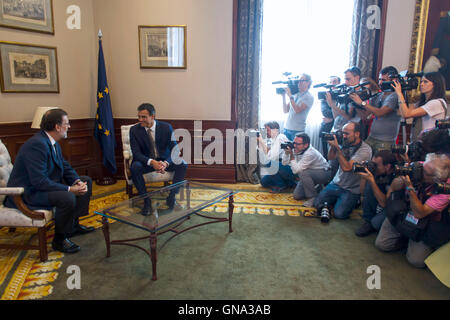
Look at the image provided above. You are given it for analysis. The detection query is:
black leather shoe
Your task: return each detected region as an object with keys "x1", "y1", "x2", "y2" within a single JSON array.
[
  {"x1": 52, "y1": 238, "x2": 81, "y2": 254},
  {"x1": 68, "y1": 224, "x2": 95, "y2": 237}
]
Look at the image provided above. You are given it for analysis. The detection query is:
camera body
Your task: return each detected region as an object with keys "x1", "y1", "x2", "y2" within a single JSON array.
[
  {"x1": 273, "y1": 73, "x2": 301, "y2": 95},
  {"x1": 280, "y1": 141, "x2": 295, "y2": 150},
  {"x1": 380, "y1": 70, "x2": 423, "y2": 92},
  {"x1": 352, "y1": 160, "x2": 377, "y2": 175},
  {"x1": 394, "y1": 162, "x2": 424, "y2": 184},
  {"x1": 320, "y1": 130, "x2": 344, "y2": 145}
]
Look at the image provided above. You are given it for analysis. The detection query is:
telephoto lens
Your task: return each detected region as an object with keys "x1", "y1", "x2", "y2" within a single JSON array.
[{"x1": 319, "y1": 202, "x2": 331, "y2": 223}]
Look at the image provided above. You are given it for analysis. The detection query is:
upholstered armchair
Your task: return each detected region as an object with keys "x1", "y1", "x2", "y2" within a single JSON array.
[
  {"x1": 0, "y1": 139, "x2": 53, "y2": 262},
  {"x1": 121, "y1": 124, "x2": 174, "y2": 198}
]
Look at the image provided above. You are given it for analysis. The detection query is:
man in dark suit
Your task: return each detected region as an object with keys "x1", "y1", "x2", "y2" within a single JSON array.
[
  {"x1": 5, "y1": 109, "x2": 94, "y2": 254},
  {"x1": 130, "y1": 103, "x2": 187, "y2": 214}
]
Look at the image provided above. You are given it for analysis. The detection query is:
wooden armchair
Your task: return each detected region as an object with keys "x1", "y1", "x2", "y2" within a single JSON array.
[
  {"x1": 0, "y1": 139, "x2": 53, "y2": 262},
  {"x1": 121, "y1": 124, "x2": 174, "y2": 198}
]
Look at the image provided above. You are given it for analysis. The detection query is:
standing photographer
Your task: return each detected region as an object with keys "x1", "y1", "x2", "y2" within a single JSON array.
[
  {"x1": 393, "y1": 71, "x2": 448, "y2": 141},
  {"x1": 313, "y1": 122, "x2": 372, "y2": 219},
  {"x1": 355, "y1": 150, "x2": 397, "y2": 237},
  {"x1": 282, "y1": 74, "x2": 314, "y2": 140},
  {"x1": 351, "y1": 66, "x2": 401, "y2": 154},
  {"x1": 319, "y1": 76, "x2": 341, "y2": 159},
  {"x1": 281, "y1": 133, "x2": 332, "y2": 207},
  {"x1": 375, "y1": 153, "x2": 450, "y2": 268},
  {"x1": 326, "y1": 66, "x2": 361, "y2": 133}
]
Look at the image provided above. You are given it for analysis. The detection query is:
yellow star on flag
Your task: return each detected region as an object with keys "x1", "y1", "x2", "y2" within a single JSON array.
[
  {"x1": 98, "y1": 92, "x2": 103, "y2": 99},
  {"x1": 96, "y1": 114, "x2": 99, "y2": 119},
  {"x1": 104, "y1": 129, "x2": 110, "y2": 136},
  {"x1": 104, "y1": 87, "x2": 109, "y2": 94},
  {"x1": 98, "y1": 124, "x2": 103, "y2": 130}
]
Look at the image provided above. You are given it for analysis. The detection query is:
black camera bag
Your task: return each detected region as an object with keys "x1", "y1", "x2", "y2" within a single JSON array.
[{"x1": 422, "y1": 205, "x2": 450, "y2": 249}]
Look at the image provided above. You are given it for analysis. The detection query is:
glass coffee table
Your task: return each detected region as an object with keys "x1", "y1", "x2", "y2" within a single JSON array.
[{"x1": 94, "y1": 180, "x2": 237, "y2": 280}]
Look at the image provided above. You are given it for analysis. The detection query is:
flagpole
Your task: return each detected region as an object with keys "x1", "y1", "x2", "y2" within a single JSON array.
[{"x1": 95, "y1": 29, "x2": 117, "y2": 186}]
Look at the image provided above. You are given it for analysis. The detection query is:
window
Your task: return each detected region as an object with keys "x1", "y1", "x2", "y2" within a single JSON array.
[{"x1": 260, "y1": 0, "x2": 355, "y2": 128}]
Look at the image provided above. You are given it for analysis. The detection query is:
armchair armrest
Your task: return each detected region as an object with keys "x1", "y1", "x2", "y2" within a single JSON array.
[
  {"x1": 0, "y1": 187, "x2": 24, "y2": 195},
  {"x1": 0, "y1": 187, "x2": 45, "y2": 220}
]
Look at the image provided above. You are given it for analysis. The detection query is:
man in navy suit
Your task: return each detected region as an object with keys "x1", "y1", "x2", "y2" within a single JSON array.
[
  {"x1": 5, "y1": 109, "x2": 94, "y2": 254},
  {"x1": 130, "y1": 103, "x2": 187, "y2": 214}
]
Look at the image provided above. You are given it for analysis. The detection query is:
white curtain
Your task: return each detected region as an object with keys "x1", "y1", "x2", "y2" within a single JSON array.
[{"x1": 260, "y1": 0, "x2": 355, "y2": 152}]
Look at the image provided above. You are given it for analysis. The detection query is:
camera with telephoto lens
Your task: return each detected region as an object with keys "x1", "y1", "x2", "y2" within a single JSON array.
[
  {"x1": 433, "y1": 183, "x2": 450, "y2": 195},
  {"x1": 273, "y1": 72, "x2": 301, "y2": 95},
  {"x1": 436, "y1": 118, "x2": 450, "y2": 130},
  {"x1": 329, "y1": 82, "x2": 375, "y2": 106},
  {"x1": 280, "y1": 141, "x2": 295, "y2": 150},
  {"x1": 352, "y1": 160, "x2": 377, "y2": 175},
  {"x1": 394, "y1": 162, "x2": 424, "y2": 184},
  {"x1": 320, "y1": 130, "x2": 344, "y2": 145},
  {"x1": 317, "y1": 202, "x2": 331, "y2": 223},
  {"x1": 315, "y1": 83, "x2": 340, "y2": 101},
  {"x1": 380, "y1": 70, "x2": 423, "y2": 92}
]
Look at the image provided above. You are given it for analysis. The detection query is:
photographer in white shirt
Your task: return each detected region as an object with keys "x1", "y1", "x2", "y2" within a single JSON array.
[{"x1": 282, "y1": 133, "x2": 332, "y2": 207}]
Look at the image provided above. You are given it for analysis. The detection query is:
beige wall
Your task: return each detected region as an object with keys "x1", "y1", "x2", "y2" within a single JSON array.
[
  {"x1": 382, "y1": 0, "x2": 416, "y2": 71},
  {"x1": 0, "y1": 0, "x2": 97, "y2": 123},
  {"x1": 92, "y1": 0, "x2": 233, "y2": 120}
]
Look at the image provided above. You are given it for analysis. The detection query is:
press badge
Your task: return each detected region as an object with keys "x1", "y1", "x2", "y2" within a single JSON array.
[{"x1": 405, "y1": 212, "x2": 419, "y2": 225}]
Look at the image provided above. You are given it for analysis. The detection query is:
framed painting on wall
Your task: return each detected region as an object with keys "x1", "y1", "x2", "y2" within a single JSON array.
[
  {"x1": 0, "y1": 41, "x2": 59, "y2": 93},
  {"x1": 139, "y1": 25, "x2": 187, "y2": 69},
  {"x1": 0, "y1": 0, "x2": 54, "y2": 34}
]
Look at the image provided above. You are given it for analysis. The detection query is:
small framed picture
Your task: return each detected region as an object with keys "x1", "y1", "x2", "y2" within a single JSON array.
[
  {"x1": 139, "y1": 25, "x2": 187, "y2": 69},
  {"x1": 0, "y1": 41, "x2": 59, "y2": 93},
  {"x1": 0, "y1": 0, "x2": 55, "y2": 34}
]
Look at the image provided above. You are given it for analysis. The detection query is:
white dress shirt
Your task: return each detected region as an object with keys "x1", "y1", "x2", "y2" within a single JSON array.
[
  {"x1": 258, "y1": 133, "x2": 289, "y2": 163},
  {"x1": 282, "y1": 145, "x2": 329, "y2": 175}
]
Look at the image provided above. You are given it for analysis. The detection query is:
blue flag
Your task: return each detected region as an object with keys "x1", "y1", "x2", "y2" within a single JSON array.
[{"x1": 94, "y1": 38, "x2": 117, "y2": 174}]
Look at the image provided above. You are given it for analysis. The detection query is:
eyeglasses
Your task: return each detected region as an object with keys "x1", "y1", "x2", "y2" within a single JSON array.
[{"x1": 293, "y1": 142, "x2": 305, "y2": 145}]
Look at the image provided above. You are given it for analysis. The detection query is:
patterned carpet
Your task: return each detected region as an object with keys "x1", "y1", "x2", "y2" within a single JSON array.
[{"x1": 0, "y1": 182, "x2": 362, "y2": 300}]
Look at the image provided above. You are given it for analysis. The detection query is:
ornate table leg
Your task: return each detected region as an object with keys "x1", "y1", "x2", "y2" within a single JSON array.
[
  {"x1": 150, "y1": 233, "x2": 158, "y2": 280},
  {"x1": 228, "y1": 195, "x2": 234, "y2": 233},
  {"x1": 102, "y1": 216, "x2": 111, "y2": 257}
]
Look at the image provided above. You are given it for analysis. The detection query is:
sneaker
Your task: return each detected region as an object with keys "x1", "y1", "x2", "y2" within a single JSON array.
[
  {"x1": 355, "y1": 221, "x2": 376, "y2": 237},
  {"x1": 301, "y1": 197, "x2": 315, "y2": 208}
]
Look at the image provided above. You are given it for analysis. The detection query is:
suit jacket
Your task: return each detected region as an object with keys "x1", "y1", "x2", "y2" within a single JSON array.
[
  {"x1": 5, "y1": 130, "x2": 79, "y2": 208},
  {"x1": 130, "y1": 120, "x2": 178, "y2": 166}
]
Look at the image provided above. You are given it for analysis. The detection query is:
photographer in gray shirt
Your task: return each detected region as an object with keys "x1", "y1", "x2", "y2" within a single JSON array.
[{"x1": 282, "y1": 133, "x2": 332, "y2": 207}]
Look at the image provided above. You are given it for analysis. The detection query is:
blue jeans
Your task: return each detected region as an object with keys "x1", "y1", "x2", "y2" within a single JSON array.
[
  {"x1": 283, "y1": 129, "x2": 303, "y2": 141},
  {"x1": 362, "y1": 182, "x2": 386, "y2": 231},
  {"x1": 261, "y1": 162, "x2": 296, "y2": 190},
  {"x1": 313, "y1": 182, "x2": 360, "y2": 219}
]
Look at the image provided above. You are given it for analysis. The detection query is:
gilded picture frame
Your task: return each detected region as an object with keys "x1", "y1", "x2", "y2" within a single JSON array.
[
  {"x1": 139, "y1": 25, "x2": 187, "y2": 69},
  {"x1": 408, "y1": 0, "x2": 450, "y2": 101},
  {"x1": 0, "y1": 0, "x2": 54, "y2": 34},
  {"x1": 0, "y1": 41, "x2": 59, "y2": 93}
]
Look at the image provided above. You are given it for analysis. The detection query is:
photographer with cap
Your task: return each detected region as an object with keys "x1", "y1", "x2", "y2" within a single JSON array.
[
  {"x1": 313, "y1": 121, "x2": 372, "y2": 219},
  {"x1": 281, "y1": 133, "x2": 332, "y2": 207},
  {"x1": 375, "y1": 153, "x2": 450, "y2": 268},
  {"x1": 355, "y1": 150, "x2": 397, "y2": 237},
  {"x1": 281, "y1": 74, "x2": 314, "y2": 141},
  {"x1": 350, "y1": 66, "x2": 401, "y2": 154}
]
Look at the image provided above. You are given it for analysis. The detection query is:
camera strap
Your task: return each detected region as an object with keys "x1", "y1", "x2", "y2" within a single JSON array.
[{"x1": 342, "y1": 141, "x2": 362, "y2": 161}]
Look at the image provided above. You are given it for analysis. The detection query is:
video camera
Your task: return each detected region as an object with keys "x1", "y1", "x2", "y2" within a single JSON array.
[
  {"x1": 273, "y1": 72, "x2": 301, "y2": 95},
  {"x1": 436, "y1": 118, "x2": 450, "y2": 130},
  {"x1": 433, "y1": 182, "x2": 450, "y2": 195},
  {"x1": 280, "y1": 141, "x2": 295, "y2": 150},
  {"x1": 352, "y1": 160, "x2": 377, "y2": 175},
  {"x1": 320, "y1": 130, "x2": 344, "y2": 145},
  {"x1": 380, "y1": 70, "x2": 423, "y2": 92},
  {"x1": 394, "y1": 162, "x2": 424, "y2": 185},
  {"x1": 316, "y1": 82, "x2": 375, "y2": 106}
]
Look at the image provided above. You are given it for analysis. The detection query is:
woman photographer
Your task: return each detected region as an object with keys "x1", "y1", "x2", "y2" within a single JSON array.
[
  {"x1": 258, "y1": 121, "x2": 290, "y2": 192},
  {"x1": 393, "y1": 72, "x2": 448, "y2": 141},
  {"x1": 375, "y1": 153, "x2": 450, "y2": 268}
]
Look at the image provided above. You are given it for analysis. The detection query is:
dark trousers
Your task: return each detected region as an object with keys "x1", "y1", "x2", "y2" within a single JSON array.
[
  {"x1": 47, "y1": 176, "x2": 92, "y2": 235},
  {"x1": 313, "y1": 182, "x2": 360, "y2": 219},
  {"x1": 319, "y1": 120, "x2": 334, "y2": 160},
  {"x1": 260, "y1": 162, "x2": 296, "y2": 190},
  {"x1": 362, "y1": 182, "x2": 386, "y2": 231},
  {"x1": 130, "y1": 160, "x2": 188, "y2": 201}
]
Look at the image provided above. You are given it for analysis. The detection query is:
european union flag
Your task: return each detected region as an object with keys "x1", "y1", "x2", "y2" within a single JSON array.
[{"x1": 94, "y1": 38, "x2": 117, "y2": 174}]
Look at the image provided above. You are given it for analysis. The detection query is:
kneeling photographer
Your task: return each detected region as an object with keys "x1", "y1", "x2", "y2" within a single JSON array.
[
  {"x1": 313, "y1": 121, "x2": 372, "y2": 220},
  {"x1": 375, "y1": 153, "x2": 450, "y2": 268},
  {"x1": 354, "y1": 151, "x2": 397, "y2": 237}
]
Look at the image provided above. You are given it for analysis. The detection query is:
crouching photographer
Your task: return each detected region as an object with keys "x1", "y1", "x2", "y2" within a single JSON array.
[
  {"x1": 354, "y1": 151, "x2": 397, "y2": 237},
  {"x1": 375, "y1": 153, "x2": 450, "y2": 268},
  {"x1": 313, "y1": 121, "x2": 373, "y2": 219}
]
